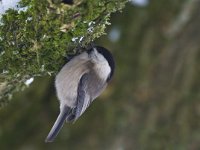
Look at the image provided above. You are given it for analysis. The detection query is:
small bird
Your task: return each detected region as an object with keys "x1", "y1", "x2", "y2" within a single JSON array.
[{"x1": 45, "y1": 46, "x2": 115, "y2": 142}]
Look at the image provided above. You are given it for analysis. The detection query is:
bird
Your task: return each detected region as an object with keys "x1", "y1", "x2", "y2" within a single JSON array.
[{"x1": 45, "y1": 46, "x2": 115, "y2": 142}]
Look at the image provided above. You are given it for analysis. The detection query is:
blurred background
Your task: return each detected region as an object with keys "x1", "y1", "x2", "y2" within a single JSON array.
[{"x1": 1, "y1": 0, "x2": 200, "y2": 149}]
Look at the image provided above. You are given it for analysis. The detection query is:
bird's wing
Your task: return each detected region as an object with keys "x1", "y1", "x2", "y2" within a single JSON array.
[
  {"x1": 74, "y1": 73, "x2": 107, "y2": 120},
  {"x1": 74, "y1": 73, "x2": 90, "y2": 120}
]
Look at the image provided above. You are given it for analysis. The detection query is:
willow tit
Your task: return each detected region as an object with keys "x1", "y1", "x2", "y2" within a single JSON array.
[{"x1": 45, "y1": 46, "x2": 115, "y2": 142}]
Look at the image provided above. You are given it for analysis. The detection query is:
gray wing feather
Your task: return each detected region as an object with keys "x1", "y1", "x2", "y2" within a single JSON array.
[
  {"x1": 75, "y1": 73, "x2": 90, "y2": 120},
  {"x1": 74, "y1": 73, "x2": 107, "y2": 120}
]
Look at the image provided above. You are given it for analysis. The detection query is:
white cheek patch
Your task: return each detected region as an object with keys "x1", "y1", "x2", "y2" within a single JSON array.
[
  {"x1": 94, "y1": 61, "x2": 111, "y2": 80},
  {"x1": 92, "y1": 51, "x2": 111, "y2": 80}
]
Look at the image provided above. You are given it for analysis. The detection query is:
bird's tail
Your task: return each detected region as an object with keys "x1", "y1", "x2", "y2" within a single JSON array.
[{"x1": 45, "y1": 106, "x2": 71, "y2": 142}]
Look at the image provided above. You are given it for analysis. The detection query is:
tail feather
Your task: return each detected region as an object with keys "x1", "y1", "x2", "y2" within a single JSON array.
[{"x1": 45, "y1": 107, "x2": 70, "y2": 142}]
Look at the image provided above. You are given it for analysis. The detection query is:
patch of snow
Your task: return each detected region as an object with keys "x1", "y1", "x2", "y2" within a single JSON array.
[
  {"x1": 79, "y1": 36, "x2": 84, "y2": 43},
  {"x1": 0, "y1": 0, "x2": 21, "y2": 15},
  {"x1": 87, "y1": 27, "x2": 94, "y2": 33},
  {"x1": 88, "y1": 21, "x2": 95, "y2": 26},
  {"x1": 2, "y1": 70, "x2": 9, "y2": 74},
  {"x1": 24, "y1": 77, "x2": 34, "y2": 86},
  {"x1": 72, "y1": 37, "x2": 79, "y2": 42},
  {"x1": 41, "y1": 65, "x2": 45, "y2": 72}
]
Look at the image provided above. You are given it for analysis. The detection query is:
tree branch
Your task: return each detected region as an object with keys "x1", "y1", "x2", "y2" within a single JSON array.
[{"x1": 0, "y1": 0, "x2": 127, "y2": 107}]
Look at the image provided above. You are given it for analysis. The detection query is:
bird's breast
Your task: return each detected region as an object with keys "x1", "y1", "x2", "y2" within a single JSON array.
[{"x1": 55, "y1": 61, "x2": 89, "y2": 108}]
